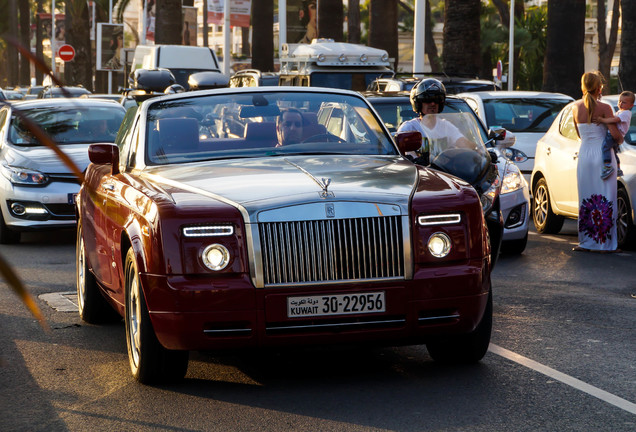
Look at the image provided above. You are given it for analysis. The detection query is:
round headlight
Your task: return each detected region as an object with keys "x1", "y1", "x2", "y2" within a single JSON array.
[
  {"x1": 428, "y1": 232, "x2": 452, "y2": 258},
  {"x1": 202, "y1": 244, "x2": 230, "y2": 271}
]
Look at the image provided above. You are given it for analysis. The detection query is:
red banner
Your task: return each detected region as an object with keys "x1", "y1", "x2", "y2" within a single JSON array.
[{"x1": 208, "y1": 0, "x2": 251, "y2": 28}]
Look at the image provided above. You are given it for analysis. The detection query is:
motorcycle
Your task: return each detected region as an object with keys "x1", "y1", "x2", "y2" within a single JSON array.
[{"x1": 396, "y1": 112, "x2": 505, "y2": 267}]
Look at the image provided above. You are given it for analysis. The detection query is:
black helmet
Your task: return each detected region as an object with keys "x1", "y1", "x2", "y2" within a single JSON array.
[
  {"x1": 164, "y1": 84, "x2": 185, "y2": 94},
  {"x1": 410, "y1": 78, "x2": 446, "y2": 115}
]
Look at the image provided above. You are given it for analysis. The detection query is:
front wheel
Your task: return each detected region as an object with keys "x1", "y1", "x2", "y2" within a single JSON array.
[
  {"x1": 426, "y1": 291, "x2": 492, "y2": 364},
  {"x1": 502, "y1": 233, "x2": 528, "y2": 255},
  {"x1": 0, "y1": 210, "x2": 20, "y2": 244},
  {"x1": 532, "y1": 177, "x2": 564, "y2": 234},
  {"x1": 125, "y1": 248, "x2": 189, "y2": 384},
  {"x1": 617, "y1": 188, "x2": 636, "y2": 249},
  {"x1": 76, "y1": 223, "x2": 120, "y2": 324}
]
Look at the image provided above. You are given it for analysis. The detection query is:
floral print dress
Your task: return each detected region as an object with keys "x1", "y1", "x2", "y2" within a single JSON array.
[{"x1": 576, "y1": 123, "x2": 618, "y2": 250}]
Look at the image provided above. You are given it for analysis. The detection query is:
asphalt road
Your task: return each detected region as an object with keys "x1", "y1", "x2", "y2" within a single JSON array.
[{"x1": 1, "y1": 222, "x2": 635, "y2": 431}]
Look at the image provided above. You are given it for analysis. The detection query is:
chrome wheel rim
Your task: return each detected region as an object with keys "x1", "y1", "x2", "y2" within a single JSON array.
[
  {"x1": 534, "y1": 185, "x2": 548, "y2": 227},
  {"x1": 617, "y1": 194, "x2": 628, "y2": 244},
  {"x1": 77, "y1": 231, "x2": 86, "y2": 312},
  {"x1": 126, "y1": 262, "x2": 141, "y2": 368}
]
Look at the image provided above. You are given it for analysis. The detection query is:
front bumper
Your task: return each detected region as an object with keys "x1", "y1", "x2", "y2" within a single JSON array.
[
  {"x1": 1, "y1": 182, "x2": 79, "y2": 230},
  {"x1": 500, "y1": 185, "x2": 530, "y2": 241},
  {"x1": 142, "y1": 259, "x2": 491, "y2": 351}
]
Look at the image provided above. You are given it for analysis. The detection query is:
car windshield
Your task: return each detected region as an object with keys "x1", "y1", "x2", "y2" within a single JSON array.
[
  {"x1": 483, "y1": 98, "x2": 570, "y2": 133},
  {"x1": 311, "y1": 72, "x2": 387, "y2": 91},
  {"x1": 9, "y1": 106, "x2": 125, "y2": 145},
  {"x1": 145, "y1": 91, "x2": 397, "y2": 164}
]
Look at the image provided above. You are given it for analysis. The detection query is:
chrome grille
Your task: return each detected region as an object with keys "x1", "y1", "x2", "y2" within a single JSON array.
[{"x1": 259, "y1": 216, "x2": 404, "y2": 286}]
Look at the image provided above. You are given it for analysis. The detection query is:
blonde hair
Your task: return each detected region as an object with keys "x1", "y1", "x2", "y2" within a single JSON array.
[{"x1": 581, "y1": 71, "x2": 603, "y2": 123}]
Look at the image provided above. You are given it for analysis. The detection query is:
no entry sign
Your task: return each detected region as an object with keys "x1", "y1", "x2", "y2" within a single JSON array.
[{"x1": 58, "y1": 44, "x2": 75, "y2": 62}]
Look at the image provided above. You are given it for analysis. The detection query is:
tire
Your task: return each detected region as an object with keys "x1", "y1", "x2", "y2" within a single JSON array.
[
  {"x1": 502, "y1": 232, "x2": 528, "y2": 255},
  {"x1": 617, "y1": 188, "x2": 636, "y2": 250},
  {"x1": 532, "y1": 178, "x2": 564, "y2": 234},
  {"x1": 426, "y1": 291, "x2": 493, "y2": 364},
  {"x1": 124, "y1": 248, "x2": 189, "y2": 384},
  {"x1": 76, "y1": 224, "x2": 120, "y2": 324},
  {"x1": 0, "y1": 210, "x2": 20, "y2": 244}
]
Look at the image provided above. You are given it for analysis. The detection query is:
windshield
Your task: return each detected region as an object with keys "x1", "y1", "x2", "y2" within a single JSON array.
[
  {"x1": 9, "y1": 106, "x2": 125, "y2": 145},
  {"x1": 145, "y1": 91, "x2": 397, "y2": 165},
  {"x1": 311, "y1": 72, "x2": 387, "y2": 91},
  {"x1": 418, "y1": 112, "x2": 490, "y2": 184},
  {"x1": 483, "y1": 98, "x2": 570, "y2": 133}
]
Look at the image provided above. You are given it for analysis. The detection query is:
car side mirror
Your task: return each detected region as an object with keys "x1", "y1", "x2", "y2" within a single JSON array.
[
  {"x1": 88, "y1": 143, "x2": 120, "y2": 175},
  {"x1": 396, "y1": 130, "x2": 422, "y2": 153}
]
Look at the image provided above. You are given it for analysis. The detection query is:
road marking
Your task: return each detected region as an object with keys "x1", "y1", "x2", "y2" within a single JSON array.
[
  {"x1": 528, "y1": 231, "x2": 571, "y2": 243},
  {"x1": 490, "y1": 344, "x2": 636, "y2": 415},
  {"x1": 39, "y1": 291, "x2": 77, "y2": 312}
]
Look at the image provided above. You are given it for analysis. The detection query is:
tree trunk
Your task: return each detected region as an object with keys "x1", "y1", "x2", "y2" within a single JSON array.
[
  {"x1": 425, "y1": 0, "x2": 441, "y2": 73},
  {"x1": 317, "y1": 0, "x2": 344, "y2": 41},
  {"x1": 597, "y1": 0, "x2": 620, "y2": 94},
  {"x1": 241, "y1": 27, "x2": 250, "y2": 57},
  {"x1": 251, "y1": 0, "x2": 273, "y2": 71},
  {"x1": 65, "y1": 0, "x2": 93, "y2": 90},
  {"x1": 348, "y1": 0, "x2": 361, "y2": 44},
  {"x1": 7, "y1": 0, "x2": 19, "y2": 86},
  {"x1": 155, "y1": 0, "x2": 183, "y2": 44},
  {"x1": 18, "y1": 0, "x2": 31, "y2": 86},
  {"x1": 443, "y1": 0, "x2": 481, "y2": 76},
  {"x1": 35, "y1": 1, "x2": 45, "y2": 85},
  {"x1": 619, "y1": 0, "x2": 636, "y2": 91},
  {"x1": 369, "y1": 0, "x2": 398, "y2": 70},
  {"x1": 542, "y1": 0, "x2": 585, "y2": 98}
]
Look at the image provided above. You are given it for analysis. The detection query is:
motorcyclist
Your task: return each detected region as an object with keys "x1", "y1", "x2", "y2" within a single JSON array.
[{"x1": 397, "y1": 78, "x2": 475, "y2": 162}]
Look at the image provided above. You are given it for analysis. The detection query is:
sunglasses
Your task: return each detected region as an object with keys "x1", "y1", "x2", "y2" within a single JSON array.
[
  {"x1": 283, "y1": 121, "x2": 302, "y2": 128},
  {"x1": 419, "y1": 96, "x2": 444, "y2": 105}
]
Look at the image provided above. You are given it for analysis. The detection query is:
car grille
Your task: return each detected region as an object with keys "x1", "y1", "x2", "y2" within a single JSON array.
[{"x1": 259, "y1": 216, "x2": 404, "y2": 286}]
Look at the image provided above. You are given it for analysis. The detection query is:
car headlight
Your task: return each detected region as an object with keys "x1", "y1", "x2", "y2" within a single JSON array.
[
  {"x1": 428, "y1": 232, "x2": 452, "y2": 258},
  {"x1": 1, "y1": 163, "x2": 49, "y2": 186},
  {"x1": 501, "y1": 164, "x2": 525, "y2": 194},
  {"x1": 202, "y1": 244, "x2": 230, "y2": 271},
  {"x1": 480, "y1": 176, "x2": 500, "y2": 215}
]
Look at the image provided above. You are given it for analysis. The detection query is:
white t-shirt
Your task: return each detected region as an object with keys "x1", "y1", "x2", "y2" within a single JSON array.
[
  {"x1": 397, "y1": 116, "x2": 466, "y2": 157},
  {"x1": 617, "y1": 109, "x2": 632, "y2": 136}
]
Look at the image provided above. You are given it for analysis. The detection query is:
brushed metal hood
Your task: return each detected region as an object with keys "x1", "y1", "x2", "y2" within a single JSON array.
[{"x1": 144, "y1": 155, "x2": 419, "y2": 219}]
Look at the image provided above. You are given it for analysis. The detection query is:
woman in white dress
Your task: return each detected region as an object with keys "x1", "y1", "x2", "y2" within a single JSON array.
[{"x1": 572, "y1": 72, "x2": 623, "y2": 253}]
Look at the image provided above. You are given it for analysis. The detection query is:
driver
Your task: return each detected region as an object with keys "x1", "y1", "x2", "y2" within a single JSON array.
[
  {"x1": 397, "y1": 78, "x2": 474, "y2": 160},
  {"x1": 276, "y1": 108, "x2": 304, "y2": 147}
]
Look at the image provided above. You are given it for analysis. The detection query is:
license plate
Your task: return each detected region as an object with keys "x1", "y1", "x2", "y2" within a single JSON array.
[
  {"x1": 68, "y1": 193, "x2": 77, "y2": 205},
  {"x1": 287, "y1": 291, "x2": 385, "y2": 318}
]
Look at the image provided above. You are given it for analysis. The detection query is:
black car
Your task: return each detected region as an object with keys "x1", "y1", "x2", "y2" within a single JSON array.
[
  {"x1": 367, "y1": 74, "x2": 500, "y2": 95},
  {"x1": 38, "y1": 86, "x2": 92, "y2": 98}
]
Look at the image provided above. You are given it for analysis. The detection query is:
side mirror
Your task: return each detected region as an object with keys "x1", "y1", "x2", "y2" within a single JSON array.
[
  {"x1": 88, "y1": 143, "x2": 120, "y2": 175},
  {"x1": 396, "y1": 130, "x2": 422, "y2": 153},
  {"x1": 488, "y1": 127, "x2": 516, "y2": 147}
]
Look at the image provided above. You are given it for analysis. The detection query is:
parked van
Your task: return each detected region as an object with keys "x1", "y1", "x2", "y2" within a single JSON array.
[{"x1": 130, "y1": 45, "x2": 222, "y2": 89}]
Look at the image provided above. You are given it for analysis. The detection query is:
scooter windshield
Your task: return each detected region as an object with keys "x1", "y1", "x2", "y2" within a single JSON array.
[{"x1": 417, "y1": 112, "x2": 491, "y2": 184}]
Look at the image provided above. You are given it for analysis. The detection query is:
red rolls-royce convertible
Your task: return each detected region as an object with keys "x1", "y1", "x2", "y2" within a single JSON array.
[{"x1": 76, "y1": 87, "x2": 493, "y2": 384}]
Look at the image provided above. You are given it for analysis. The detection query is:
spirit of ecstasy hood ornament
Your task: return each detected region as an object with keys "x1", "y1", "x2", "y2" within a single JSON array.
[{"x1": 284, "y1": 159, "x2": 335, "y2": 198}]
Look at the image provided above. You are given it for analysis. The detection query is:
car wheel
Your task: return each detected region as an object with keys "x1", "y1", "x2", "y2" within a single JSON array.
[
  {"x1": 532, "y1": 178, "x2": 564, "y2": 234},
  {"x1": 502, "y1": 232, "x2": 528, "y2": 255},
  {"x1": 617, "y1": 188, "x2": 636, "y2": 249},
  {"x1": 0, "y1": 210, "x2": 20, "y2": 244},
  {"x1": 124, "y1": 247, "x2": 189, "y2": 384},
  {"x1": 426, "y1": 290, "x2": 492, "y2": 364},
  {"x1": 76, "y1": 224, "x2": 120, "y2": 324}
]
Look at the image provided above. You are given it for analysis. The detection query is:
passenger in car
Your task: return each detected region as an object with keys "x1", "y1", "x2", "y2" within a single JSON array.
[{"x1": 276, "y1": 108, "x2": 304, "y2": 146}]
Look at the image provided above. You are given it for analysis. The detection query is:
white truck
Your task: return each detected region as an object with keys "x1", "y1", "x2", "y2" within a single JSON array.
[{"x1": 279, "y1": 39, "x2": 393, "y2": 91}]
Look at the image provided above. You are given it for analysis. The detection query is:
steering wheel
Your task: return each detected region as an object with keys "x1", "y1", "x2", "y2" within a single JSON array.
[{"x1": 301, "y1": 133, "x2": 346, "y2": 144}]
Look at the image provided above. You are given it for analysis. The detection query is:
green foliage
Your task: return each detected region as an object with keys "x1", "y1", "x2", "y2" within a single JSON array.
[{"x1": 516, "y1": 6, "x2": 547, "y2": 90}]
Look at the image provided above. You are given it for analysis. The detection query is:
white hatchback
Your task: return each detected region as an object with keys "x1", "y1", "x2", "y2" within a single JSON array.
[
  {"x1": 457, "y1": 91, "x2": 574, "y2": 183},
  {"x1": 530, "y1": 101, "x2": 636, "y2": 248}
]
